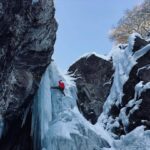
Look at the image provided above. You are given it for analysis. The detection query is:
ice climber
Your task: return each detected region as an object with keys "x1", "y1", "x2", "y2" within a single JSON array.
[{"x1": 51, "y1": 80, "x2": 65, "y2": 96}]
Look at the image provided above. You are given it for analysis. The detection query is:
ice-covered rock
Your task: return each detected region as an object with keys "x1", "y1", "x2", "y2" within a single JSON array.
[{"x1": 100, "y1": 34, "x2": 150, "y2": 137}]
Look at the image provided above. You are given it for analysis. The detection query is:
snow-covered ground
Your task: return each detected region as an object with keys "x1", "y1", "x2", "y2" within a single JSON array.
[{"x1": 98, "y1": 33, "x2": 150, "y2": 150}]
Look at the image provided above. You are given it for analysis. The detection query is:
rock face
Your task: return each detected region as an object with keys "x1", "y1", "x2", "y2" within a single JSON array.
[
  {"x1": 101, "y1": 34, "x2": 150, "y2": 137},
  {"x1": 68, "y1": 53, "x2": 114, "y2": 124},
  {"x1": 122, "y1": 48, "x2": 150, "y2": 133},
  {"x1": 0, "y1": 0, "x2": 57, "y2": 149}
]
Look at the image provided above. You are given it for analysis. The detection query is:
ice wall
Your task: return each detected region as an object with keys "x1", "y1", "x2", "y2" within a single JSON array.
[{"x1": 32, "y1": 62, "x2": 110, "y2": 150}]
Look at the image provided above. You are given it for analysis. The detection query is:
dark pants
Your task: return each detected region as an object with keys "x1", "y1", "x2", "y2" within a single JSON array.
[{"x1": 51, "y1": 86, "x2": 65, "y2": 96}]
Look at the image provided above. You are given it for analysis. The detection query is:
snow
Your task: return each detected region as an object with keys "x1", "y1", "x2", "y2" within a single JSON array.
[
  {"x1": 70, "y1": 51, "x2": 110, "y2": 70},
  {"x1": 119, "y1": 107, "x2": 129, "y2": 127},
  {"x1": 133, "y1": 43, "x2": 150, "y2": 59},
  {"x1": 137, "y1": 65, "x2": 150, "y2": 76},
  {"x1": 128, "y1": 33, "x2": 142, "y2": 50},
  {"x1": 81, "y1": 52, "x2": 110, "y2": 61},
  {"x1": 116, "y1": 80, "x2": 150, "y2": 129},
  {"x1": 111, "y1": 126, "x2": 150, "y2": 150},
  {"x1": 100, "y1": 33, "x2": 150, "y2": 149},
  {"x1": 32, "y1": 62, "x2": 110, "y2": 150},
  {"x1": 99, "y1": 33, "x2": 150, "y2": 134},
  {"x1": 101, "y1": 44, "x2": 133, "y2": 115},
  {"x1": 129, "y1": 99, "x2": 142, "y2": 115},
  {"x1": 135, "y1": 81, "x2": 150, "y2": 98}
]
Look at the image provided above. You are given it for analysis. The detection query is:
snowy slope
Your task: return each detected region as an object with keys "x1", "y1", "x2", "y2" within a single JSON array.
[{"x1": 32, "y1": 62, "x2": 110, "y2": 150}]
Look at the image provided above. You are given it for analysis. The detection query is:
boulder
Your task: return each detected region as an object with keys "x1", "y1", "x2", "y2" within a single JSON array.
[{"x1": 68, "y1": 53, "x2": 114, "y2": 124}]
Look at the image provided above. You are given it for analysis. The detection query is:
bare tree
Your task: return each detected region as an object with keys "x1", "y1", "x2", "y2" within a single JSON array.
[{"x1": 110, "y1": 0, "x2": 150, "y2": 43}]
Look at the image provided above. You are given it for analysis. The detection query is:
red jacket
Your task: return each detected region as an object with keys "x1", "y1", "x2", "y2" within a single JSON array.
[{"x1": 58, "y1": 80, "x2": 65, "y2": 90}]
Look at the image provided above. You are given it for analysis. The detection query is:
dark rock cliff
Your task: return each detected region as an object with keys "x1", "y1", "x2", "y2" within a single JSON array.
[
  {"x1": 68, "y1": 53, "x2": 114, "y2": 124},
  {"x1": 0, "y1": 0, "x2": 57, "y2": 149}
]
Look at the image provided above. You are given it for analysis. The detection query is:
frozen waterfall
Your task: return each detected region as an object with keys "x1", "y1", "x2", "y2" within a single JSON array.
[{"x1": 31, "y1": 62, "x2": 110, "y2": 150}]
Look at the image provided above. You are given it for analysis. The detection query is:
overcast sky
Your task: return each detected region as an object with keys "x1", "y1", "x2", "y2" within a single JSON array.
[{"x1": 54, "y1": 0, "x2": 143, "y2": 70}]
